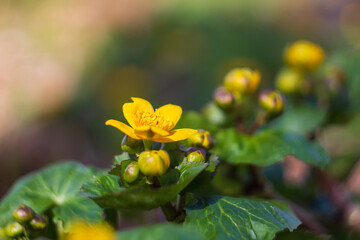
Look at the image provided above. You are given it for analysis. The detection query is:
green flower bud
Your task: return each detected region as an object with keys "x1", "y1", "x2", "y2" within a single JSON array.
[
  {"x1": 214, "y1": 87, "x2": 236, "y2": 110},
  {"x1": 5, "y1": 222, "x2": 23, "y2": 238},
  {"x1": 259, "y1": 90, "x2": 284, "y2": 115},
  {"x1": 30, "y1": 215, "x2": 48, "y2": 231},
  {"x1": 187, "y1": 130, "x2": 214, "y2": 150},
  {"x1": 188, "y1": 150, "x2": 205, "y2": 163},
  {"x1": 121, "y1": 135, "x2": 143, "y2": 154},
  {"x1": 123, "y1": 162, "x2": 140, "y2": 184},
  {"x1": 12, "y1": 204, "x2": 35, "y2": 223},
  {"x1": 138, "y1": 150, "x2": 170, "y2": 177},
  {"x1": 224, "y1": 68, "x2": 261, "y2": 96},
  {"x1": 275, "y1": 68, "x2": 303, "y2": 94}
]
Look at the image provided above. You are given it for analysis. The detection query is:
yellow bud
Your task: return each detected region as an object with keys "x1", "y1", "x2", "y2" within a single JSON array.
[
  {"x1": 188, "y1": 150, "x2": 205, "y2": 163},
  {"x1": 187, "y1": 130, "x2": 214, "y2": 150},
  {"x1": 214, "y1": 87, "x2": 236, "y2": 110},
  {"x1": 284, "y1": 40, "x2": 325, "y2": 71},
  {"x1": 259, "y1": 90, "x2": 284, "y2": 115},
  {"x1": 275, "y1": 68, "x2": 303, "y2": 94},
  {"x1": 123, "y1": 162, "x2": 140, "y2": 184},
  {"x1": 224, "y1": 68, "x2": 261, "y2": 95},
  {"x1": 138, "y1": 150, "x2": 170, "y2": 177}
]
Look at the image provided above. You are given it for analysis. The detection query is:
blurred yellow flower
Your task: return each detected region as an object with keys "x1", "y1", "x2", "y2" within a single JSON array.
[
  {"x1": 106, "y1": 98, "x2": 197, "y2": 143},
  {"x1": 284, "y1": 40, "x2": 324, "y2": 72},
  {"x1": 275, "y1": 68, "x2": 303, "y2": 94},
  {"x1": 65, "y1": 222, "x2": 115, "y2": 240},
  {"x1": 224, "y1": 68, "x2": 261, "y2": 98}
]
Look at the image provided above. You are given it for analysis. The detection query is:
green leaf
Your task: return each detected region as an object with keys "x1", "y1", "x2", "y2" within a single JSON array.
[
  {"x1": 113, "y1": 153, "x2": 131, "y2": 165},
  {"x1": 185, "y1": 196, "x2": 301, "y2": 240},
  {"x1": 268, "y1": 103, "x2": 326, "y2": 135},
  {"x1": 117, "y1": 223, "x2": 206, "y2": 240},
  {"x1": 81, "y1": 162, "x2": 208, "y2": 210},
  {"x1": 213, "y1": 129, "x2": 328, "y2": 169},
  {"x1": 0, "y1": 162, "x2": 103, "y2": 227},
  {"x1": 274, "y1": 229, "x2": 330, "y2": 240}
]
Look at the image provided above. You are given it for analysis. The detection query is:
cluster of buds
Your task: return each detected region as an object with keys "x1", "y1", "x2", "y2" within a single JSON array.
[
  {"x1": 0, "y1": 204, "x2": 48, "y2": 238},
  {"x1": 120, "y1": 130, "x2": 215, "y2": 186},
  {"x1": 213, "y1": 67, "x2": 284, "y2": 132},
  {"x1": 187, "y1": 130, "x2": 214, "y2": 163},
  {"x1": 214, "y1": 68, "x2": 261, "y2": 110},
  {"x1": 119, "y1": 137, "x2": 172, "y2": 185},
  {"x1": 276, "y1": 40, "x2": 325, "y2": 95}
]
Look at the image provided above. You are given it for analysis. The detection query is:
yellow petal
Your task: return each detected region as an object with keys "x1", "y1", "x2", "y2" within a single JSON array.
[
  {"x1": 105, "y1": 119, "x2": 140, "y2": 140},
  {"x1": 134, "y1": 126, "x2": 170, "y2": 140},
  {"x1": 156, "y1": 104, "x2": 182, "y2": 129},
  {"x1": 123, "y1": 98, "x2": 154, "y2": 128},
  {"x1": 151, "y1": 126, "x2": 170, "y2": 136},
  {"x1": 152, "y1": 128, "x2": 198, "y2": 143}
]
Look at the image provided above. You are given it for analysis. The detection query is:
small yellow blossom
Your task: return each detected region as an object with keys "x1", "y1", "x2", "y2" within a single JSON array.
[
  {"x1": 224, "y1": 68, "x2": 261, "y2": 97},
  {"x1": 284, "y1": 40, "x2": 324, "y2": 71},
  {"x1": 65, "y1": 222, "x2": 115, "y2": 240},
  {"x1": 275, "y1": 68, "x2": 303, "y2": 94},
  {"x1": 106, "y1": 98, "x2": 197, "y2": 143}
]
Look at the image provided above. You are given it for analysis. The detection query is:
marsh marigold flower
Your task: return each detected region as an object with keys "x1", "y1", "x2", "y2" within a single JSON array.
[
  {"x1": 65, "y1": 221, "x2": 115, "y2": 240},
  {"x1": 106, "y1": 98, "x2": 197, "y2": 143},
  {"x1": 284, "y1": 40, "x2": 324, "y2": 71}
]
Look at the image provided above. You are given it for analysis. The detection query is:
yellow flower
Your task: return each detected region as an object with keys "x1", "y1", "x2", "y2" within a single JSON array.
[
  {"x1": 284, "y1": 40, "x2": 325, "y2": 71},
  {"x1": 65, "y1": 222, "x2": 115, "y2": 240},
  {"x1": 106, "y1": 98, "x2": 197, "y2": 143}
]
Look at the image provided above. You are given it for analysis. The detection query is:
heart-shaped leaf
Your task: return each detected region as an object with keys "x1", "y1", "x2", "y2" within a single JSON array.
[
  {"x1": 185, "y1": 196, "x2": 301, "y2": 240},
  {"x1": 81, "y1": 162, "x2": 208, "y2": 210},
  {"x1": 117, "y1": 223, "x2": 206, "y2": 240},
  {"x1": 214, "y1": 129, "x2": 328, "y2": 169},
  {"x1": 0, "y1": 162, "x2": 103, "y2": 228}
]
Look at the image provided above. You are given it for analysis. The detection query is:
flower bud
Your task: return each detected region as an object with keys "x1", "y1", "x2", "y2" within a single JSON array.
[
  {"x1": 188, "y1": 150, "x2": 205, "y2": 163},
  {"x1": 30, "y1": 215, "x2": 48, "y2": 231},
  {"x1": 5, "y1": 222, "x2": 23, "y2": 238},
  {"x1": 123, "y1": 161, "x2": 140, "y2": 184},
  {"x1": 121, "y1": 135, "x2": 143, "y2": 154},
  {"x1": 138, "y1": 150, "x2": 170, "y2": 177},
  {"x1": 224, "y1": 68, "x2": 261, "y2": 96},
  {"x1": 187, "y1": 130, "x2": 214, "y2": 150},
  {"x1": 12, "y1": 204, "x2": 35, "y2": 223},
  {"x1": 259, "y1": 90, "x2": 284, "y2": 115},
  {"x1": 275, "y1": 68, "x2": 303, "y2": 94},
  {"x1": 214, "y1": 87, "x2": 236, "y2": 110},
  {"x1": 284, "y1": 40, "x2": 324, "y2": 71}
]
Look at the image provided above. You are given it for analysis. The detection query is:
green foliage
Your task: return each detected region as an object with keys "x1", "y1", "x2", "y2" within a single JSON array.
[
  {"x1": 117, "y1": 223, "x2": 206, "y2": 240},
  {"x1": 343, "y1": 50, "x2": 360, "y2": 112},
  {"x1": 268, "y1": 102, "x2": 326, "y2": 135},
  {"x1": 185, "y1": 196, "x2": 300, "y2": 240},
  {"x1": 214, "y1": 128, "x2": 328, "y2": 169},
  {"x1": 0, "y1": 162, "x2": 103, "y2": 228},
  {"x1": 81, "y1": 162, "x2": 208, "y2": 210}
]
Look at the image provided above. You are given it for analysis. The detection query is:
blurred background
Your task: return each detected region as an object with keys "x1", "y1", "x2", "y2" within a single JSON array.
[{"x1": 0, "y1": 0, "x2": 359, "y2": 199}]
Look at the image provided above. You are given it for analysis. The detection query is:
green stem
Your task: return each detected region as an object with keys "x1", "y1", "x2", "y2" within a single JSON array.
[
  {"x1": 104, "y1": 209, "x2": 118, "y2": 229},
  {"x1": 161, "y1": 202, "x2": 178, "y2": 222},
  {"x1": 143, "y1": 140, "x2": 153, "y2": 151},
  {"x1": 23, "y1": 228, "x2": 30, "y2": 240},
  {"x1": 57, "y1": 220, "x2": 64, "y2": 240}
]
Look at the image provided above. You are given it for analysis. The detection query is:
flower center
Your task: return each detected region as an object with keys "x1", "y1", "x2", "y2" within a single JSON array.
[{"x1": 135, "y1": 110, "x2": 174, "y2": 131}]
